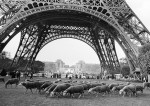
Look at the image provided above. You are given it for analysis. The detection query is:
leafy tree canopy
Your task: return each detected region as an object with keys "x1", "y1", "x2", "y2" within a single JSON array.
[
  {"x1": 0, "y1": 57, "x2": 12, "y2": 69},
  {"x1": 121, "y1": 65, "x2": 130, "y2": 76},
  {"x1": 138, "y1": 43, "x2": 150, "y2": 74},
  {"x1": 139, "y1": 43, "x2": 150, "y2": 55}
]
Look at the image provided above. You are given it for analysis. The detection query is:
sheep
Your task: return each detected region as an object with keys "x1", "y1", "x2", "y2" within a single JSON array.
[
  {"x1": 20, "y1": 81, "x2": 45, "y2": 93},
  {"x1": 81, "y1": 83, "x2": 92, "y2": 91},
  {"x1": 36, "y1": 81, "x2": 47, "y2": 93},
  {"x1": 119, "y1": 86, "x2": 132, "y2": 97},
  {"x1": 84, "y1": 83, "x2": 105, "y2": 90},
  {"x1": 53, "y1": 79, "x2": 62, "y2": 83},
  {"x1": 119, "y1": 84, "x2": 137, "y2": 97},
  {"x1": 111, "y1": 85, "x2": 126, "y2": 94},
  {"x1": 143, "y1": 82, "x2": 150, "y2": 89},
  {"x1": 88, "y1": 85, "x2": 110, "y2": 97},
  {"x1": 44, "y1": 84, "x2": 53, "y2": 92},
  {"x1": 63, "y1": 85, "x2": 84, "y2": 98},
  {"x1": 112, "y1": 82, "x2": 131, "y2": 93},
  {"x1": 5, "y1": 78, "x2": 19, "y2": 88},
  {"x1": 100, "y1": 82, "x2": 106, "y2": 85},
  {"x1": 40, "y1": 81, "x2": 53, "y2": 92},
  {"x1": 45, "y1": 84, "x2": 57, "y2": 97},
  {"x1": 108, "y1": 83, "x2": 119, "y2": 90},
  {"x1": 20, "y1": 82, "x2": 36, "y2": 93},
  {"x1": 25, "y1": 79, "x2": 34, "y2": 82},
  {"x1": 72, "y1": 80, "x2": 77, "y2": 83},
  {"x1": 90, "y1": 83, "x2": 104, "y2": 88},
  {"x1": 135, "y1": 85, "x2": 144, "y2": 93},
  {"x1": 24, "y1": 79, "x2": 46, "y2": 93},
  {"x1": 0, "y1": 77, "x2": 5, "y2": 82},
  {"x1": 50, "y1": 83, "x2": 71, "y2": 97},
  {"x1": 64, "y1": 80, "x2": 72, "y2": 83}
]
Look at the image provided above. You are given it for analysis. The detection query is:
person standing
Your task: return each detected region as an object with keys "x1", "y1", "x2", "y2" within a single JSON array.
[
  {"x1": 30, "y1": 72, "x2": 33, "y2": 79},
  {"x1": 16, "y1": 71, "x2": 21, "y2": 80},
  {"x1": 12, "y1": 71, "x2": 16, "y2": 78},
  {"x1": 24, "y1": 71, "x2": 27, "y2": 79},
  {"x1": 0, "y1": 68, "x2": 7, "y2": 76}
]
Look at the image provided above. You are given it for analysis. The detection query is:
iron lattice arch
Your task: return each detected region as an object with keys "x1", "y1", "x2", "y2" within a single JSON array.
[
  {"x1": 10, "y1": 10, "x2": 120, "y2": 72},
  {"x1": 0, "y1": 0, "x2": 150, "y2": 73}
]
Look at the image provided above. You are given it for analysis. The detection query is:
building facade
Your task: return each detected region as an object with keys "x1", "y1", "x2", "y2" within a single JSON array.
[{"x1": 44, "y1": 59, "x2": 101, "y2": 78}]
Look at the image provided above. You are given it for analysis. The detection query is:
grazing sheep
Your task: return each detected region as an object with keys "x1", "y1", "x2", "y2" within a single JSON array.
[
  {"x1": 112, "y1": 85, "x2": 125, "y2": 94},
  {"x1": 25, "y1": 79, "x2": 34, "y2": 82},
  {"x1": 20, "y1": 82, "x2": 37, "y2": 93},
  {"x1": 0, "y1": 77, "x2": 5, "y2": 82},
  {"x1": 143, "y1": 82, "x2": 150, "y2": 89},
  {"x1": 88, "y1": 85, "x2": 110, "y2": 97},
  {"x1": 53, "y1": 79, "x2": 62, "y2": 83},
  {"x1": 40, "y1": 81, "x2": 53, "y2": 91},
  {"x1": 37, "y1": 81, "x2": 47, "y2": 92},
  {"x1": 126, "y1": 82, "x2": 131, "y2": 85},
  {"x1": 44, "y1": 84, "x2": 53, "y2": 92},
  {"x1": 119, "y1": 84, "x2": 137, "y2": 97},
  {"x1": 136, "y1": 85, "x2": 144, "y2": 93},
  {"x1": 50, "y1": 83, "x2": 71, "y2": 97},
  {"x1": 81, "y1": 83, "x2": 92, "y2": 90},
  {"x1": 63, "y1": 85, "x2": 84, "y2": 98},
  {"x1": 119, "y1": 87, "x2": 132, "y2": 97},
  {"x1": 5, "y1": 78, "x2": 19, "y2": 88},
  {"x1": 45, "y1": 84, "x2": 57, "y2": 97},
  {"x1": 20, "y1": 81, "x2": 45, "y2": 93},
  {"x1": 108, "y1": 83, "x2": 119, "y2": 90},
  {"x1": 64, "y1": 80, "x2": 72, "y2": 83},
  {"x1": 72, "y1": 80, "x2": 77, "y2": 83},
  {"x1": 90, "y1": 83, "x2": 104, "y2": 88},
  {"x1": 100, "y1": 82, "x2": 106, "y2": 85}
]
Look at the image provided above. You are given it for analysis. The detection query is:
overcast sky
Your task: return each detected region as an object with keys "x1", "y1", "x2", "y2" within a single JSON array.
[{"x1": 3, "y1": 0, "x2": 150, "y2": 66}]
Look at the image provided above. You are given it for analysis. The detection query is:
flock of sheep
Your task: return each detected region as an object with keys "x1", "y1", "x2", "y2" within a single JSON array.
[{"x1": 2, "y1": 78, "x2": 150, "y2": 98}]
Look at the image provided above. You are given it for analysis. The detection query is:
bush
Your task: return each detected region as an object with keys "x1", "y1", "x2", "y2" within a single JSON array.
[
  {"x1": 0, "y1": 69, "x2": 7, "y2": 76},
  {"x1": 121, "y1": 65, "x2": 130, "y2": 76}
]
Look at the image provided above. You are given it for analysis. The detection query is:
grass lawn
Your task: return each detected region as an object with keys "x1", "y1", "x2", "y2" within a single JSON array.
[{"x1": 0, "y1": 76, "x2": 150, "y2": 106}]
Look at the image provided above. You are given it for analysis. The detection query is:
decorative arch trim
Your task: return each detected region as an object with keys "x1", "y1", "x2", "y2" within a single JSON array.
[{"x1": 7, "y1": 5, "x2": 119, "y2": 34}]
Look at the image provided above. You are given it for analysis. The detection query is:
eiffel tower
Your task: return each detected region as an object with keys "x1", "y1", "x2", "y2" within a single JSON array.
[{"x1": 0, "y1": 0, "x2": 149, "y2": 73}]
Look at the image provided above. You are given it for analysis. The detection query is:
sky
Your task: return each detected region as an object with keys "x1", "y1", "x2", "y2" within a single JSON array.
[{"x1": 3, "y1": 0, "x2": 150, "y2": 66}]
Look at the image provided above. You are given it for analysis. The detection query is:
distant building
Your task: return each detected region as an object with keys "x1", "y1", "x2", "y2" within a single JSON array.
[
  {"x1": 64, "y1": 65, "x2": 69, "y2": 68},
  {"x1": 75, "y1": 60, "x2": 85, "y2": 74},
  {"x1": 82, "y1": 64, "x2": 101, "y2": 74},
  {"x1": 44, "y1": 62, "x2": 57, "y2": 77},
  {"x1": 55, "y1": 59, "x2": 65, "y2": 73},
  {"x1": 44, "y1": 60, "x2": 101, "y2": 78}
]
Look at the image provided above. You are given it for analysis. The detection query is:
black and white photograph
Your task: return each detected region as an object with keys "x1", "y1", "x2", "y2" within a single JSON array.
[{"x1": 0, "y1": 0, "x2": 150, "y2": 106}]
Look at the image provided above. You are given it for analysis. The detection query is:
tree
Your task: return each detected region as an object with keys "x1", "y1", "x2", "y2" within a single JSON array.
[
  {"x1": 139, "y1": 43, "x2": 150, "y2": 55},
  {"x1": 16, "y1": 58, "x2": 44, "y2": 73},
  {"x1": 32, "y1": 60, "x2": 45, "y2": 73},
  {"x1": 121, "y1": 65, "x2": 130, "y2": 76},
  {"x1": 0, "y1": 68, "x2": 7, "y2": 76},
  {"x1": 138, "y1": 43, "x2": 150, "y2": 75},
  {"x1": 44, "y1": 62, "x2": 57, "y2": 73},
  {"x1": 0, "y1": 57, "x2": 12, "y2": 70}
]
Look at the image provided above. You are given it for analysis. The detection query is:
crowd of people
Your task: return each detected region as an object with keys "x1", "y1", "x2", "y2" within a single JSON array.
[
  {"x1": 8, "y1": 70, "x2": 33, "y2": 80},
  {"x1": 9, "y1": 71, "x2": 21, "y2": 79}
]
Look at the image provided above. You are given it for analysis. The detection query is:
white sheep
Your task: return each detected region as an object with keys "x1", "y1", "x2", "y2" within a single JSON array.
[
  {"x1": 63, "y1": 85, "x2": 84, "y2": 98},
  {"x1": 119, "y1": 84, "x2": 137, "y2": 97}
]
